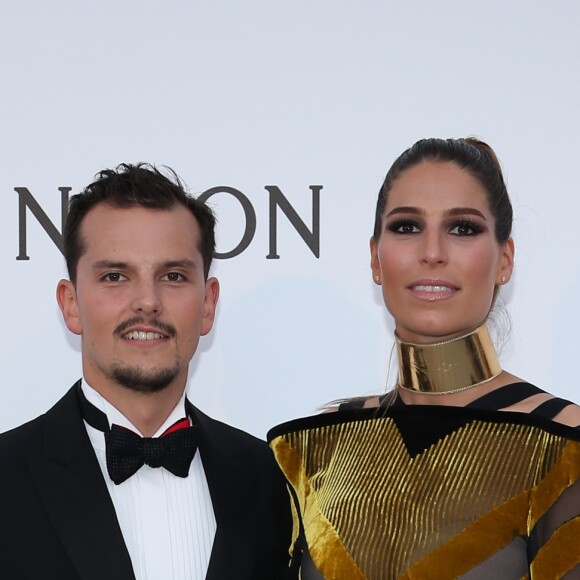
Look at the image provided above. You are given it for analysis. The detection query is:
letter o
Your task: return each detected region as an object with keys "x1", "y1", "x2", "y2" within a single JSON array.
[{"x1": 198, "y1": 186, "x2": 257, "y2": 259}]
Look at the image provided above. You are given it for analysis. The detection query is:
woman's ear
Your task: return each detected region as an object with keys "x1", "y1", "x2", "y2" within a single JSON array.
[
  {"x1": 497, "y1": 237, "x2": 515, "y2": 284},
  {"x1": 370, "y1": 237, "x2": 382, "y2": 285}
]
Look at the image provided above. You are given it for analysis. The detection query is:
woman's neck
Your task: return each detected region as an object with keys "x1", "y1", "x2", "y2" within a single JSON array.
[{"x1": 395, "y1": 324, "x2": 504, "y2": 404}]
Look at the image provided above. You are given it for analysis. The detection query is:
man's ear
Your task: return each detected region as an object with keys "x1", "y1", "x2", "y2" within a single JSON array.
[
  {"x1": 57, "y1": 279, "x2": 83, "y2": 335},
  {"x1": 200, "y1": 277, "x2": 220, "y2": 336}
]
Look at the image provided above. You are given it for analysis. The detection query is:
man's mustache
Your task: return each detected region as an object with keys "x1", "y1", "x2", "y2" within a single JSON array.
[{"x1": 114, "y1": 317, "x2": 177, "y2": 338}]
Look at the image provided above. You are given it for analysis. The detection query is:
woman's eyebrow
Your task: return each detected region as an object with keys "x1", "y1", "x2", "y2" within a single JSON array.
[
  {"x1": 385, "y1": 207, "x2": 487, "y2": 220},
  {"x1": 385, "y1": 206, "x2": 424, "y2": 217},
  {"x1": 443, "y1": 207, "x2": 487, "y2": 219}
]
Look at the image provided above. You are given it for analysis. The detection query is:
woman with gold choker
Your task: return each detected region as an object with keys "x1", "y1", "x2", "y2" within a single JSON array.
[{"x1": 269, "y1": 138, "x2": 580, "y2": 579}]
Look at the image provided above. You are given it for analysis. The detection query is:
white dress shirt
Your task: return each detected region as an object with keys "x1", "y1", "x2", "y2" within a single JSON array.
[{"x1": 81, "y1": 381, "x2": 216, "y2": 580}]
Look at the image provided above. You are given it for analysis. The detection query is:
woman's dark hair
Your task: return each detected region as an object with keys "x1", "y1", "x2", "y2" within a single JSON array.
[
  {"x1": 64, "y1": 163, "x2": 216, "y2": 283},
  {"x1": 373, "y1": 138, "x2": 513, "y2": 244}
]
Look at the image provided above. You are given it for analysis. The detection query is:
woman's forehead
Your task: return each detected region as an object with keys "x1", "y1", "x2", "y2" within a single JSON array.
[{"x1": 385, "y1": 161, "x2": 491, "y2": 214}]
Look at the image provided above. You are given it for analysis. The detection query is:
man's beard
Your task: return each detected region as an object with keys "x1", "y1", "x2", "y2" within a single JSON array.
[
  {"x1": 109, "y1": 316, "x2": 181, "y2": 393},
  {"x1": 108, "y1": 362, "x2": 181, "y2": 394}
]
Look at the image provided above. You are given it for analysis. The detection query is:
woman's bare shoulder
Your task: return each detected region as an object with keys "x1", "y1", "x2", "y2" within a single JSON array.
[{"x1": 499, "y1": 374, "x2": 580, "y2": 429}]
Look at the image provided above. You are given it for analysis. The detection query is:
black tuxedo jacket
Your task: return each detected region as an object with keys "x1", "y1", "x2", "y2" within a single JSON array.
[{"x1": 0, "y1": 383, "x2": 294, "y2": 579}]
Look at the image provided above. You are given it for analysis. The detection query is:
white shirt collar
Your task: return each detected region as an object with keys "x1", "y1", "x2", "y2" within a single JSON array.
[{"x1": 80, "y1": 378, "x2": 189, "y2": 438}]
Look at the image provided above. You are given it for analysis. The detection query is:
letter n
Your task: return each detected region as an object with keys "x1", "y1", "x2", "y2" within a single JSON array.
[
  {"x1": 15, "y1": 187, "x2": 71, "y2": 260},
  {"x1": 266, "y1": 185, "x2": 322, "y2": 259}
]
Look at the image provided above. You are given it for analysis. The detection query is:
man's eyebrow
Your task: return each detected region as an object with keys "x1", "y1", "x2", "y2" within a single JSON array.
[
  {"x1": 91, "y1": 259, "x2": 199, "y2": 270},
  {"x1": 161, "y1": 259, "x2": 198, "y2": 270},
  {"x1": 92, "y1": 260, "x2": 130, "y2": 270}
]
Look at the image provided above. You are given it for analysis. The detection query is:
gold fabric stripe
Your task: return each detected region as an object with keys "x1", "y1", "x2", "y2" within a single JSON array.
[
  {"x1": 529, "y1": 440, "x2": 580, "y2": 529},
  {"x1": 288, "y1": 485, "x2": 300, "y2": 558},
  {"x1": 531, "y1": 517, "x2": 580, "y2": 578},
  {"x1": 271, "y1": 436, "x2": 366, "y2": 579},
  {"x1": 398, "y1": 491, "x2": 529, "y2": 579}
]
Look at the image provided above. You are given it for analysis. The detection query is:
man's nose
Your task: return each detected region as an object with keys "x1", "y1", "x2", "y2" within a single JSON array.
[{"x1": 131, "y1": 279, "x2": 162, "y2": 316}]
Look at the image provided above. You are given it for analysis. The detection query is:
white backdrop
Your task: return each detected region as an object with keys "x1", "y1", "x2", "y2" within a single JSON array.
[{"x1": 1, "y1": 1, "x2": 578, "y2": 438}]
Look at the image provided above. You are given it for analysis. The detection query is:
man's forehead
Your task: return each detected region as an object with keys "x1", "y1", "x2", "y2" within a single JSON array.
[
  {"x1": 81, "y1": 203, "x2": 199, "y2": 234},
  {"x1": 78, "y1": 203, "x2": 202, "y2": 261},
  {"x1": 83, "y1": 201, "x2": 196, "y2": 222}
]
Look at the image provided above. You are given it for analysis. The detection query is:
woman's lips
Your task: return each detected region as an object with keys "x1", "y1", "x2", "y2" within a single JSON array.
[{"x1": 408, "y1": 280, "x2": 458, "y2": 301}]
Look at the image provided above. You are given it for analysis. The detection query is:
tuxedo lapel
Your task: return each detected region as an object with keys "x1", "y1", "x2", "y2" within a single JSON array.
[
  {"x1": 28, "y1": 383, "x2": 135, "y2": 580},
  {"x1": 188, "y1": 403, "x2": 256, "y2": 580}
]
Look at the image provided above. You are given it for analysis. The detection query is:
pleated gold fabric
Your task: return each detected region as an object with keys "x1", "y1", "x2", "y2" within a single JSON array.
[{"x1": 269, "y1": 407, "x2": 580, "y2": 579}]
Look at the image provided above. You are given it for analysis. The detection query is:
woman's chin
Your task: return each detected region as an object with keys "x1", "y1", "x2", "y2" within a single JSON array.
[{"x1": 394, "y1": 321, "x2": 483, "y2": 344}]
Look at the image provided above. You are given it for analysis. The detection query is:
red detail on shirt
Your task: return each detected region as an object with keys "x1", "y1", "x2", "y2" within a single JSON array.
[{"x1": 162, "y1": 418, "x2": 191, "y2": 437}]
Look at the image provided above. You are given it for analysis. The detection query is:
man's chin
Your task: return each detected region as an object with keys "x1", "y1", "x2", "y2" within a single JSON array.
[{"x1": 109, "y1": 365, "x2": 180, "y2": 394}]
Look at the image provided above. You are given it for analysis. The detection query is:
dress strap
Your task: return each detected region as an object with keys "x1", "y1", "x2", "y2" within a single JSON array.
[
  {"x1": 532, "y1": 397, "x2": 575, "y2": 420},
  {"x1": 337, "y1": 399, "x2": 366, "y2": 411},
  {"x1": 465, "y1": 382, "x2": 543, "y2": 409},
  {"x1": 338, "y1": 392, "x2": 398, "y2": 411}
]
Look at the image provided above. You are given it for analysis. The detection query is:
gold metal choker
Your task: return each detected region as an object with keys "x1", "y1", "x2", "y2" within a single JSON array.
[{"x1": 396, "y1": 324, "x2": 501, "y2": 396}]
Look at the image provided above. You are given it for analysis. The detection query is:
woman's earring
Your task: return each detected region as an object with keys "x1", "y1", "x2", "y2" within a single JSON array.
[
  {"x1": 500, "y1": 275, "x2": 506, "y2": 283},
  {"x1": 375, "y1": 275, "x2": 381, "y2": 284}
]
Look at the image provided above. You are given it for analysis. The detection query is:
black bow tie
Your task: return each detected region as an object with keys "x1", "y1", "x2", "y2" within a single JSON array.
[
  {"x1": 77, "y1": 384, "x2": 197, "y2": 485},
  {"x1": 105, "y1": 422, "x2": 197, "y2": 485}
]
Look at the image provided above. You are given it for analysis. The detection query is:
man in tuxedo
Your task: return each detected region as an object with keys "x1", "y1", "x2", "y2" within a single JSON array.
[{"x1": 0, "y1": 164, "x2": 293, "y2": 579}]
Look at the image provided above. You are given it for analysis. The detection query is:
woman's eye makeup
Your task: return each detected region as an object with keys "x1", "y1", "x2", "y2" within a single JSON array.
[
  {"x1": 386, "y1": 219, "x2": 421, "y2": 234},
  {"x1": 385, "y1": 218, "x2": 485, "y2": 236},
  {"x1": 448, "y1": 220, "x2": 483, "y2": 236}
]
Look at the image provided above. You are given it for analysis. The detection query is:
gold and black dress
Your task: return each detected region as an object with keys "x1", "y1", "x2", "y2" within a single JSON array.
[{"x1": 268, "y1": 383, "x2": 580, "y2": 579}]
